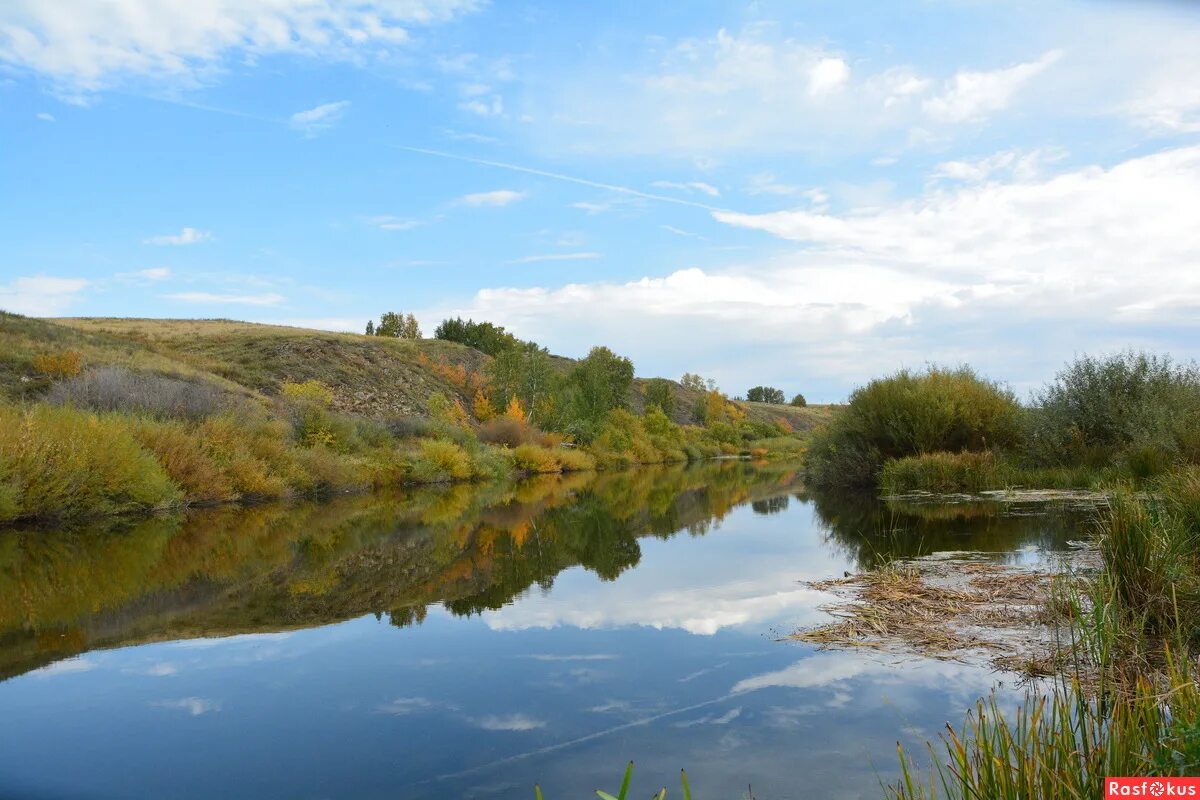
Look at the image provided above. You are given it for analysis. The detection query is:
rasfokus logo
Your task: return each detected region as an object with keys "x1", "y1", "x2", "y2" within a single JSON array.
[{"x1": 1106, "y1": 778, "x2": 1200, "y2": 798}]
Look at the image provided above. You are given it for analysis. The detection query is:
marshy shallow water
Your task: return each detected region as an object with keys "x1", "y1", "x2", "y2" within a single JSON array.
[{"x1": 0, "y1": 461, "x2": 1093, "y2": 799}]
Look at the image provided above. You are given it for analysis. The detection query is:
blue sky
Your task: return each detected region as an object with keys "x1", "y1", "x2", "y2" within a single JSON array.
[{"x1": 2, "y1": 0, "x2": 1199, "y2": 400}]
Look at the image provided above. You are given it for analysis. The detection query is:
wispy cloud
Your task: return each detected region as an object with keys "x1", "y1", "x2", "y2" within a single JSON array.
[
  {"x1": 651, "y1": 180, "x2": 721, "y2": 197},
  {"x1": 144, "y1": 227, "x2": 211, "y2": 246},
  {"x1": 459, "y1": 189, "x2": 526, "y2": 207},
  {"x1": 923, "y1": 50, "x2": 1062, "y2": 123},
  {"x1": 474, "y1": 714, "x2": 546, "y2": 731},
  {"x1": 0, "y1": 1, "x2": 482, "y2": 91},
  {"x1": 118, "y1": 267, "x2": 172, "y2": 281},
  {"x1": 30, "y1": 657, "x2": 96, "y2": 677},
  {"x1": 290, "y1": 100, "x2": 349, "y2": 135},
  {"x1": 376, "y1": 697, "x2": 438, "y2": 715},
  {"x1": 370, "y1": 215, "x2": 435, "y2": 231},
  {"x1": 0, "y1": 275, "x2": 89, "y2": 316},
  {"x1": 524, "y1": 653, "x2": 619, "y2": 662},
  {"x1": 508, "y1": 252, "x2": 600, "y2": 264},
  {"x1": 152, "y1": 697, "x2": 221, "y2": 716},
  {"x1": 166, "y1": 291, "x2": 285, "y2": 306},
  {"x1": 36, "y1": 112, "x2": 55, "y2": 122},
  {"x1": 395, "y1": 146, "x2": 727, "y2": 212}
]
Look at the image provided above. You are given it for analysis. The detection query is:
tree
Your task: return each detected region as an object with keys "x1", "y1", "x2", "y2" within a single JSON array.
[
  {"x1": 402, "y1": 313, "x2": 421, "y2": 339},
  {"x1": 373, "y1": 312, "x2": 420, "y2": 339},
  {"x1": 365, "y1": 320, "x2": 375, "y2": 336},
  {"x1": 375, "y1": 311, "x2": 403, "y2": 337},
  {"x1": 680, "y1": 373, "x2": 706, "y2": 392},
  {"x1": 790, "y1": 393, "x2": 807, "y2": 407},
  {"x1": 747, "y1": 386, "x2": 785, "y2": 404},
  {"x1": 569, "y1": 346, "x2": 634, "y2": 431},
  {"x1": 473, "y1": 390, "x2": 497, "y2": 421},
  {"x1": 434, "y1": 317, "x2": 521, "y2": 355},
  {"x1": 487, "y1": 342, "x2": 560, "y2": 424},
  {"x1": 644, "y1": 378, "x2": 674, "y2": 417}
]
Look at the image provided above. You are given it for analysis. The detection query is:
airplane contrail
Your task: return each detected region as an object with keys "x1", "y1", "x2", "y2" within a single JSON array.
[{"x1": 393, "y1": 145, "x2": 730, "y2": 213}]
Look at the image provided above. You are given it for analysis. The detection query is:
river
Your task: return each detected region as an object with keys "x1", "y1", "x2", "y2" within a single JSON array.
[{"x1": 0, "y1": 460, "x2": 1084, "y2": 799}]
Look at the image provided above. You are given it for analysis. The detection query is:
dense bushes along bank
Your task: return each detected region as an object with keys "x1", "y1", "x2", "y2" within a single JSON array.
[
  {"x1": 806, "y1": 352, "x2": 1200, "y2": 492},
  {"x1": 0, "y1": 372, "x2": 800, "y2": 525}
]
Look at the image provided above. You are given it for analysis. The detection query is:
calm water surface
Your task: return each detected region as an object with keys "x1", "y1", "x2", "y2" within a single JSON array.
[{"x1": 0, "y1": 461, "x2": 1084, "y2": 799}]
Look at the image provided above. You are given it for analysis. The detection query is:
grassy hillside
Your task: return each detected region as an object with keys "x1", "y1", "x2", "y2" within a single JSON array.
[
  {"x1": 48, "y1": 317, "x2": 485, "y2": 417},
  {"x1": 40, "y1": 317, "x2": 836, "y2": 430},
  {"x1": 0, "y1": 313, "x2": 833, "y2": 524}
]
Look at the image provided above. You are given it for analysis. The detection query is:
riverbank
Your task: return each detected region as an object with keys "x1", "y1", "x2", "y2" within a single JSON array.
[
  {"x1": 0, "y1": 398, "x2": 807, "y2": 525},
  {"x1": 0, "y1": 312, "x2": 821, "y2": 525}
]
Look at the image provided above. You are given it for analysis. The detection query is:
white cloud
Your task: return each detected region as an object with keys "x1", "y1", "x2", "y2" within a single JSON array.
[
  {"x1": 35, "y1": 111, "x2": 54, "y2": 121},
  {"x1": 651, "y1": 180, "x2": 721, "y2": 197},
  {"x1": 119, "y1": 266, "x2": 172, "y2": 281},
  {"x1": 459, "y1": 95, "x2": 504, "y2": 117},
  {"x1": 808, "y1": 56, "x2": 850, "y2": 96},
  {"x1": 144, "y1": 226, "x2": 211, "y2": 246},
  {"x1": 29, "y1": 656, "x2": 96, "y2": 677},
  {"x1": 923, "y1": 50, "x2": 1062, "y2": 123},
  {"x1": 459, "y1": 189, "x2": 525, "y2": 207},
  {"x1": 290, "y1": 100, "x2": 349, "y2": 134},
  {"x1": 508, "y1": 252, "x2": 600, "y2": 264},
  {"x1": 0, "y1": 275, "x2": 88, "y2": 315},
  {"x1": 0, "y1": 0, "x2": 481, "y2": 90},
  {"x1": 166, "y1": 291, "x2": 285, "y2": 306},
  {"x1": 437, "y1": 145, "x2": 1200, "y2": 398},
  {"x1": 746, "y1": 172, "x2": 799, "y2": 196},
  {"x1": 153, "y1": 697, "x2": 221, "y2": 715},
  {"x1": 144, "y1": 662, "x2": 179, "y2": 676},
  {"x1": 474, "y1": 714, "x2": 546, "y2": 732},
  {"x1": 930, "y1": 148, "x2": 1066, "y2": 184},
  {"x1": 376, "y1": 697, "x2": 436, "y2": 715}
]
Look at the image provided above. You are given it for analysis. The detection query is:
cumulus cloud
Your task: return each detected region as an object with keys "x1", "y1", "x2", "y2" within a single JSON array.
[
  {"x1": 459, "y1": 189, "x2": 525, "y2": 207},
  {"x1": 0, "y1": 0, "x2": 481, "y2": 90},
  {"x1": 0, "y1": 275, "x2": 88, "y2": 316},
  {"x1": 437, "y1": 146, "x2": 1200, "y2": 397},
  {"x1": 144, "y1": 227, "x2": 210, "y2": 246},
  {"x1": 290, "y1": 100, "x2": 349, "y2": 135}
]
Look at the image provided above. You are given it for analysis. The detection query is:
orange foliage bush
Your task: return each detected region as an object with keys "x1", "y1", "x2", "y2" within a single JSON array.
[{"x1": 33, "y1": 350, "x2": 82, "y2": 378}]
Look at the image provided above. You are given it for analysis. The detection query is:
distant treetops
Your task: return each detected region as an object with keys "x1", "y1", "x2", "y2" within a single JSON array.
[
  {"x1": 364, "y1": 313, "x2": 806, "y2": 436},
  {"x1": 365, "y1": 312, "x2": 420, "y2": 339},
  {"x1": 746, "y1": 385, "x2": 806, "y2": 407}
]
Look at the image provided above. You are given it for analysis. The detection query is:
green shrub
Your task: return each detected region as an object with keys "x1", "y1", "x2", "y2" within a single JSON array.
[
  {"x1": 411, "y1": 438, "x2": 473, "y2": 482},
  {"x1": 0, "y1": 403, "x2": 181, "y2": 521},
  {"x1": 556, "y1": 447, "x2": 596, "y2": 472},
  {"x1": 281, "y1": 379, "x2": 335, "y2": 408},
  {"x1": 806, "y1": 366, "x2": 1022, "y2": 489},
  {"x1": 510, "y1": 443, "x2": 562, "y2": 474},
  {"x1": 1027, "y1": 351, "x2": 1200, "y2": 469}
]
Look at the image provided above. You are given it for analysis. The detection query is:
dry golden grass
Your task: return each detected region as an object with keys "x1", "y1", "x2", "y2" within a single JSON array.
[{"x1": 795, "y1": 558, "x2": 1082, "y2": 675}]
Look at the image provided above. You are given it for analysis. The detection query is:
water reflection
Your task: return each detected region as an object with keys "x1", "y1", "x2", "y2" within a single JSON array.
[
  {"x1": 0, "y1": 461, "x2": 798, "y2": 680},
  {"x1": 0, "y1": 463, "x2": 1097, "y2": 800}
]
